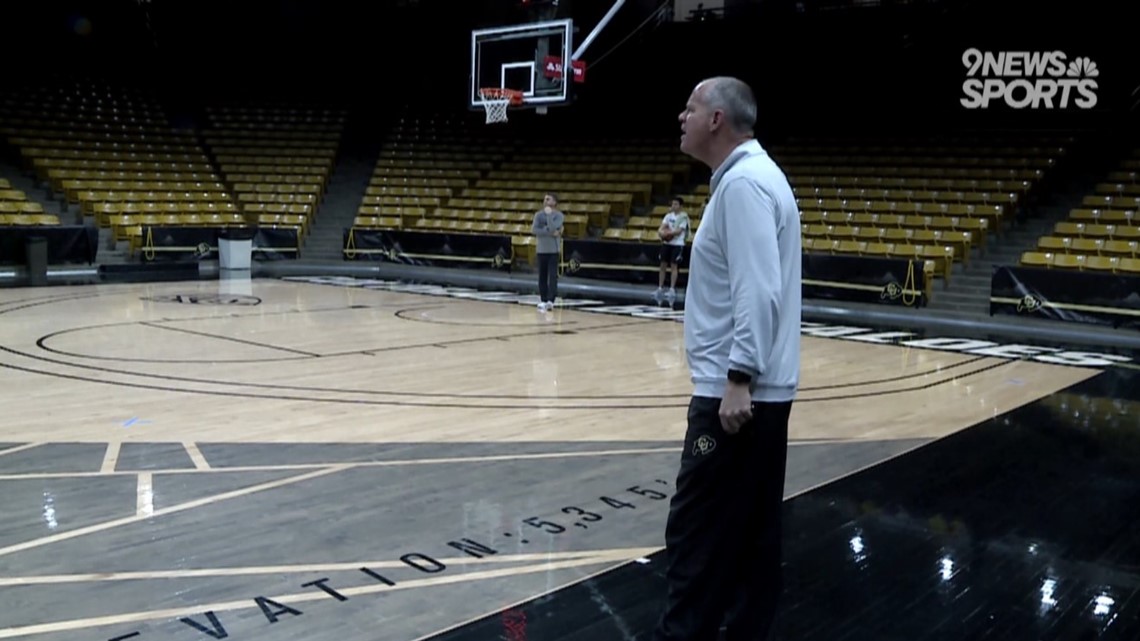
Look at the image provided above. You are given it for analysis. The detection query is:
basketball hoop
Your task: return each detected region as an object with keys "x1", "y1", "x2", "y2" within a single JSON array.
[{"x1": 478, "y1": 88, "x2": 524, "y2": 124}]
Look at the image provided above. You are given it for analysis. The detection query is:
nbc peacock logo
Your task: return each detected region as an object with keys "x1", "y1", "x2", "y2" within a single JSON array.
[
  {"x1": 1066, "y1": 56, "x2": 1099, "y2": 78},
  {"x1": 960, "y1": 48, "x2": 1099, "y2": 109}
]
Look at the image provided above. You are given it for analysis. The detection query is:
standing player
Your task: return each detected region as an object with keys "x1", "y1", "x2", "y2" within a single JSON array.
[
  {"x1": 655, "y1": 196, "x2": 690, "y2": 304},
  {"x1": 531, "y1": 192, "x2": 564, "y2": 312}
]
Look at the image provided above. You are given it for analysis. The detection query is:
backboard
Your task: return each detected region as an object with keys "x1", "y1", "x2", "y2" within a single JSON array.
[{"x1": 470, "y1": 19, "x2": 575, "y2": 112}]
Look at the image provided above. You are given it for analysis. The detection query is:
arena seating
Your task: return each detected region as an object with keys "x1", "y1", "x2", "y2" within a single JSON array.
[
  {"x1": 1020, "y1": 147, "x2": 1140, "y2": 274},
  {"x1": 769, "y1": 134, "x2": 1069, "y2": 288},
  {"x1": 623, "y1": 135, "x2": 1069, "y2": 295},
  {"x1": 4, "y1": 78, "x2": 1106, "y2": 304},
  {"x1": 0, "y1": 177, "x2": 58, "y2": 225},
  {"x1": 349, "y1": 116, "x2": 1078, "y2": 298},
  {"x1": 480, "y1": 138, "x2": 689, "y2": 262},
  {"x1": 356, "y1": 117, "x2": 508, "y2": 231},
  {"x1": 353, "y1": 115, "x2": 693, "y2": 266},
  {"x1": 0, "y1": 78, "x2": 239, "y2": 251},
  {"x1": 201, "y1": 102, "x2": 345, "y2": 248}
]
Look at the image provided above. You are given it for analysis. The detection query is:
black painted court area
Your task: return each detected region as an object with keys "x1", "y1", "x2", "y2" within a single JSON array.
[{"x1": 430, "y1": 360, "x2": 1140, "y2": 641}]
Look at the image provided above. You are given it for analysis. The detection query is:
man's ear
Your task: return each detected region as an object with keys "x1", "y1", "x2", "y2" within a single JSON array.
[{"x1": 708, "y1": 109, "x2": 724, "y2": 132}]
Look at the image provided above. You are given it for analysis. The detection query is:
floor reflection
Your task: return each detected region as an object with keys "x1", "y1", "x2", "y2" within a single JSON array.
[{"x1": 430, "y1": 365, "x2": 1140, "y2": 641}]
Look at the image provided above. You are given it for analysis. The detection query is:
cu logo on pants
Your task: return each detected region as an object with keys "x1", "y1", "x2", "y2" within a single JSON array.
[{"x1": 693, "y1": 434, "x2": 717, "y2": 456}]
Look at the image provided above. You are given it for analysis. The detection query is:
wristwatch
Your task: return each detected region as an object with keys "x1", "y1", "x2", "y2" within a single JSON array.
[{"x1": 727, "y1": 369, "x2": 752, "y2": 385}]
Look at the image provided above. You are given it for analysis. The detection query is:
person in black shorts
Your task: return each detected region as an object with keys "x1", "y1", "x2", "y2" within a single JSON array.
[{"x1": 655, "y1": 196, "x2": 691, "y2": 304}]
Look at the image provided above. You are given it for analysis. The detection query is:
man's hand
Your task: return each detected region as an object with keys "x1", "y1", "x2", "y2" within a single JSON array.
[{"x1": 719, "y1": 381, "x2": 753, "y2": 434}]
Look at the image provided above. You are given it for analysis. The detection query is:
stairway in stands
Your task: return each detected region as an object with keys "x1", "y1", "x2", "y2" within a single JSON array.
[
  {"x1": 925, "y1": 215, "x2": 1066, "y2": 317},
  {"x1": 0, "y1": 156, "x2": 71, "y2": 222},
  {"x1": 301, "y1": 114, "x2": 384, "y2": 261},
  {"x1": 925, "y1": 133, "x2": 1126, "y2": 318}
]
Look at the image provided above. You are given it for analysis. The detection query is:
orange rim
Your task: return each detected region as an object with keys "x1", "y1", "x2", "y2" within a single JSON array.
[{"x1": 480, "y1": 88, "x2": 525, "y2": 105}]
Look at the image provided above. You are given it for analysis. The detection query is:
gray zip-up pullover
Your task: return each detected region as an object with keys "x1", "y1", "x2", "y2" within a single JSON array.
[
  {"x1": 683, "y1": 139, "x2": 802, "y2": 402},
  {"x1": 532, "y1": 209, "x2": 564, "y2": 254}
]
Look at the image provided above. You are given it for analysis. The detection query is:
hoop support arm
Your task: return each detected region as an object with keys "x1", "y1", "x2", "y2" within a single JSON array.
[{"x1": 572, "y1": 0, "x2": 625, "y2": 61}]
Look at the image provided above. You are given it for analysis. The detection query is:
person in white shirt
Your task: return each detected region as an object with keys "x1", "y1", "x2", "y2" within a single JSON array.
[
  {"x1": 652, "y1": 76, "x2": 801, "y2": 641},
  {"x1": 655, "y1": 196, "x2": 690, "y2": 304}
]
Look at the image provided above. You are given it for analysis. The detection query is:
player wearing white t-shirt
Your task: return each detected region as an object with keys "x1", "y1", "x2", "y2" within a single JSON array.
[{"x1": 655, "y1": 196, "x2": 690, "y2": 303}]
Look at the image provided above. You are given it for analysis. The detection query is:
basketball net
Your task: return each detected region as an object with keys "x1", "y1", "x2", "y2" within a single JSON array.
[{"x1": 479, "y1": 89, "x2": 515, "y2": 124}]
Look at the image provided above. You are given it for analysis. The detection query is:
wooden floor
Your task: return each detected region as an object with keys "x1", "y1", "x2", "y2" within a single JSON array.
[
  {"x1": 0, "y1": 278, "x2": 1095, "y2": 445},
  {"x1": 0, "y1": 278, "x2": 1103, "y2": 641}
]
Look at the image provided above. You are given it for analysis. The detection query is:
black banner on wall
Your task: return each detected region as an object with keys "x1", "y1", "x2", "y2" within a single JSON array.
[
  {"x1": 343, "y1": 229, "x2": 513, "y2": 271},
  {"x1": 0, "y1": 225, "x2": 99, "y2": 265},
  {"x1": 560, "y1": 241, "x2": 922, "y2": 307},
  {"x1": 140, "y1": 226, "x2": 299, "y2": 263},
  {"x1": 562, "y1": 240, "x2": 689, "y2": 285},
  {"x1": 803, "y1": 252, "x2": 927, "y2": 307},
  {"x1": 990, "y1": 266, "x2": 1140, "y2": 330}
]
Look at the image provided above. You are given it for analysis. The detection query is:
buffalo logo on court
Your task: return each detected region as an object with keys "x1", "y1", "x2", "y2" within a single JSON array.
[
  {"x1": 693, "y1": 434, "x2": 716, "y2": 456},
  {"x1": 141, "y1": 294, "x2": 262, "y2": 306},
  {"x1": 1016, "y1": 295, "x2": 1043, "y2": 313},
  {"x1": 566, "y1": 257, "x2": 582, "y2": 273}
]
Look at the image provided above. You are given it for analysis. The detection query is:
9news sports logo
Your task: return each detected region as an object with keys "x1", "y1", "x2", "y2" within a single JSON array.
[{"x1": 960, "y1": 48, "x2": 1099, "y2": 109}]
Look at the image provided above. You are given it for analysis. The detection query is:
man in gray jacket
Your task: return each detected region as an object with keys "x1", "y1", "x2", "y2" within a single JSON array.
[
  {"x1": 653, "y1": 77, "x2": 801, "y2": 641},
  {"x1": 531, "y1": 192, "x2": 564, "y2": 311}
]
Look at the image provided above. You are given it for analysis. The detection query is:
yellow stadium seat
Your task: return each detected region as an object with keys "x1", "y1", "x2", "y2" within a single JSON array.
[
  {"x1": 1020, "y1": 251, "x2": 1052, "y2": 268},
  {"x1": 1084, "y1": 256, "x2": 1117, "y2": 271},
  {"x1": 1117, "y1": 257, "x2": 1140, "y2": 273},
  {"x1": 1052, "y1": 254, "x2": 1084, "y2": 270}
]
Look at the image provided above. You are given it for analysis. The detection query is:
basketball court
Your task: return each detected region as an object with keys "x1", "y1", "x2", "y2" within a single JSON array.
[
  {"x1": 1, "y1": 3, "x2": 1139, "y2": 640},
  {"x1": 0, "y1": 276, "x2": 1120, "y2": 640}
]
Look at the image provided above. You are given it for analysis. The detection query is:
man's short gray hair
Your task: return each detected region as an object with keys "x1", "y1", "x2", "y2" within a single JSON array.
[{"x1": 699, "y1": 77, "x2": 757, "y2": 135}]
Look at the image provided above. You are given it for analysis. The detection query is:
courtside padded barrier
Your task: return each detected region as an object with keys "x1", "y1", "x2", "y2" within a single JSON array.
[
  {"x1": 0, "y1": 225, "x2": 99, "y2": 265},
  {"x1": 563, "y1": 240, "x2": 926, "y2": 307},
  {"x1": 341, "y1": 233, "x2": 926, "y2": 308},
  {"x1": 140, "y1": 226, "x2": 299, "y2": 263},
  {"x1": 802, "y1": 252, "x2": 927, "y2": 308},
  {"x1": 342, "y1": 229, "x2": 513, "y2": 271},
  {"x1": 990, "y1": 265, "x2": 1140, "y2": 330}
]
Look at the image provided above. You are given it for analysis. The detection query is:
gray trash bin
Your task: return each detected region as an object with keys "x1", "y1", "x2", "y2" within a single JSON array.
[
  {"x1": 218, "y1": 228, "x2": 255, "y2": 271},
  {"x1": 25, "y1": 236, "x2": 47, "y2": 287}
]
